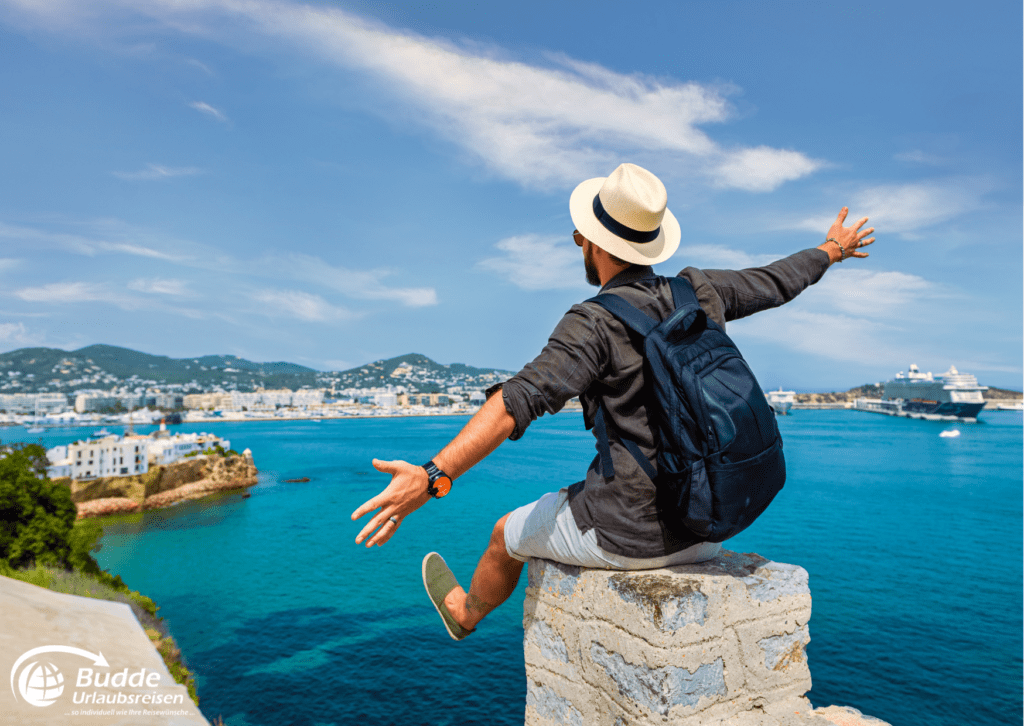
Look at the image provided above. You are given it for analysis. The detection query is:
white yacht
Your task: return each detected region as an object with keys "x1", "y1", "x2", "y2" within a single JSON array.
[{"x1": 765, "y1": 388, "x2": 795, "y2": 416}]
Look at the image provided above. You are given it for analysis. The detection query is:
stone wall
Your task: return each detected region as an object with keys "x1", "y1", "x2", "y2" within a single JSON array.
[{"x1": 523, "y1": 551, "x2": 889, "y2": 726}]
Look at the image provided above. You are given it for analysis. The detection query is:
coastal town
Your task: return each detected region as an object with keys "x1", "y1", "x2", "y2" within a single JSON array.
[
  {"x1": 0, "y1": 347, "x2": 524, "y2": 429},
  {"x1": 1, "y1": 346, "x2": 1018, "y2": 431}
]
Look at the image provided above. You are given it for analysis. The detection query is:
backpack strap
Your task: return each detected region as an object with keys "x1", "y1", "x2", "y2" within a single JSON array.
[
  {"x1": 585, "y1": 290, "x2": 664, "y2": 482},
  {"x1": 592, "y1": 404, "x2": 616, "y2": 478},
  {"x1": 585, "y1": 292, "x2": 658, "y2": 337},
  {"x1": 593, "y1": 402, "x2": 657, "y2": 482},
  {"x1": 668, "y1": 275, "x2": 699, "y2": 308}
]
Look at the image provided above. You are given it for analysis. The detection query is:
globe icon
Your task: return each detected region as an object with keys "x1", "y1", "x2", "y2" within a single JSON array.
[{"x1": 21, "y1": 661, "x2": 64, "y2": 706}]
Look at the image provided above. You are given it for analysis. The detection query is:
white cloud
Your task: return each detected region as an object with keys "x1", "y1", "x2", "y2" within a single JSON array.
[
  {"x1": 893, "y1": 150, "x2": 946, "y2": 166},
  {"x1": 16, "y1": 282, "x2": 121, "y2": 305},
  {"x1": 0, "y1": 322, "x2": 45, "y2": 347},
  {"x1": 189, "y1": 101, "x2": 228, "y2": 123},
  {"x1": 674, "y1": 245, "x2": 781, "y2": 270},
  {"x1": 5, "y1": 0, "x2": 820, "y2": 192},
  {"x1": 712, "y1": 147, "x2": 823, "y2": 193},
  {"x1": 113, "y1": 163, "x2": 205, "y2": 180},
  {"x1": 0, "y1": 218, "x2": 436, "y2": 310},
  {"x1": 270, "y1": 254, "x2": 438, "y2": 307},
  {"x1": 728, "y1": 267, "x2": 950, "y2": 366},
  {"x1": 13, "y1": 281, "x2": 207, "y2": 318},
  {"x1": 477, "y1": 234, "x2": 587, "y2": 291},
  {"x1": 185, "y1": 58, "x2": 214, "y2": 75},
  {"x1": 0, "y1": 222, "x2": 184, "y2": 260},
  {"x1": 127, "y1": 278, "x2": 193, "y2": 296},
  {"x1": 730, "y1": 308, "x2": 918, "y2": 367},
  {"x1": 812, "y1": 268, "x2": 941, "y2": 318},
  {"x1": 250, "y1": 290, "x2": 354, "y2": 322},
  {"x1": 784, "y1": 178, "x2": 990, "y2": 237}
]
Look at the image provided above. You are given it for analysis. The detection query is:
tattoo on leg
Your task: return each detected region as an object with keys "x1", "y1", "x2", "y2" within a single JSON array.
[{"x1": 465, "y1": 591, "x2": 493, "y2": 615}]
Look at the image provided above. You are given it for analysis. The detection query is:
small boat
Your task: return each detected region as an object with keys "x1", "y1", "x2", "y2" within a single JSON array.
[
  {"x1": 26, "y1": 426, "x2": 44, "y2": 434},
  {"x1": 93, "y1": 427, "x2": 111, "y2": 437},
  {"x1": 939, "y1": 429, "x2": 960, "y2": 438}
]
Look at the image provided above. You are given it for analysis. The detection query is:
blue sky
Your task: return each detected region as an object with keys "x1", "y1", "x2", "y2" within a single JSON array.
[{"x1": 0, "y1": 0, "x2": 1020, "y2": 390}]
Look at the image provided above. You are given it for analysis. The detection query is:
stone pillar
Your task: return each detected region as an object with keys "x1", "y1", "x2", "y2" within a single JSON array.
[{"x1": 523, "y1": 550, "x2": 888, "y2": 726}]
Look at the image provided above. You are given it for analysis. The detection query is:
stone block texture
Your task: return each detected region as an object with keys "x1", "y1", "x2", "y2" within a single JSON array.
[{"x1": 523, "y1": 550, "x2": 890, "y2": 726}]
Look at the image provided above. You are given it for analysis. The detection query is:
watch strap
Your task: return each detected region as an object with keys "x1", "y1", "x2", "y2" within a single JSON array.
[{"x1": 423, "y1": 460, "x2": 451, "y2": 498}]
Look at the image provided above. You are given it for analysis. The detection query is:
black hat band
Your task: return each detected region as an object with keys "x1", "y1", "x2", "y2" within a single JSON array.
[{"x1": 592, "y1": 194, "x2": 660, "y2": 244}]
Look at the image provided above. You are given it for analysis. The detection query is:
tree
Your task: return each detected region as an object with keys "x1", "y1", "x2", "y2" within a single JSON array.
[{"x1": 0, "y1": 443, "x2": 102, "y2": 572}]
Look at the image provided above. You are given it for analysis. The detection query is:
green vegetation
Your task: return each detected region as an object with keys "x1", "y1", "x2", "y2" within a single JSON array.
[
  {"x1": 183, "y1": 443, "x2": 231, "y2": 459},
  {"x1": 0, "y1": 442, "x2": 198, "y2": 704}
]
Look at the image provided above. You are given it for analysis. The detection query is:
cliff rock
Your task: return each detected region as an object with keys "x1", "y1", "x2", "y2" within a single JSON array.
[{"x1": 70, "y1": 452, "x2": 258, "y2": 519}]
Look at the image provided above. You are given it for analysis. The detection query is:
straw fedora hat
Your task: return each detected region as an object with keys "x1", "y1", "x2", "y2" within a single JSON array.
[{"x1": 569, "y1": 163, "x2": 680, "y2": 266}]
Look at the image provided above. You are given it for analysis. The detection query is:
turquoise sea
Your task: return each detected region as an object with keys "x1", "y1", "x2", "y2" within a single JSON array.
[{"x1": 18, "y1": 410, "x2": 1024, "y2": 725}]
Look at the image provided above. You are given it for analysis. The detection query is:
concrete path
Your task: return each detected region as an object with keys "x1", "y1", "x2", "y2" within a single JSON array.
[{"x1": 0, "y1": 576, "x2": 210, "y2": 726}]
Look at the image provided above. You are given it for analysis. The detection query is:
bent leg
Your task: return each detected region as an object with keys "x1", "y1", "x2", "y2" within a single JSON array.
[{"x1": 444, "y1": 513, "x2": 523, "y2": 631}]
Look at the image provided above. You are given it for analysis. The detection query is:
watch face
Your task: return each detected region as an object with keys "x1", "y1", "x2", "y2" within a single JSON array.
[{"x1": 433, "y1": 476, "x2": 452, "y2": 498}]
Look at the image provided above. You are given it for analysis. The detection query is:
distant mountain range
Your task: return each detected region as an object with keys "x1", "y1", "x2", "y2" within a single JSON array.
[
  {"x1": 0, "y1": 345, "x2": 515, "y2": 395},
  {"x1": 1, "y1": 345, "x2": 1017, "y2": 399}
]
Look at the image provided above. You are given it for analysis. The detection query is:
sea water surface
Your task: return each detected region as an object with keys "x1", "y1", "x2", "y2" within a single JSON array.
[{"x1": 22, "y1": 410, "x2": 1023, "y2": 725}]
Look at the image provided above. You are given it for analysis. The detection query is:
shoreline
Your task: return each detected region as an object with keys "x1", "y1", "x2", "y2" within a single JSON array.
[
  {"x1": 66, "y1": 453, "x2": 259, "y2": 520},
  {"x1": 8, "y1": 401, "x2": 1019, "y2": 432}
]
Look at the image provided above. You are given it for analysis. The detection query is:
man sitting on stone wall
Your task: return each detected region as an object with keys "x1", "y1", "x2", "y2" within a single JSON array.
[{"x1": 351, "y1": 163, "x2": 875, "y2": 640}]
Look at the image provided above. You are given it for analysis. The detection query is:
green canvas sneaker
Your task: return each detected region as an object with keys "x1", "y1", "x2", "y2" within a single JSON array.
[{"x1": 422, "y1": 552, "x2": 475, "y2": 641}]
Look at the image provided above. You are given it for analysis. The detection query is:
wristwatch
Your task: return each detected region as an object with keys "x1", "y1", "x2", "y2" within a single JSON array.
[{"x1": 422, "y1": 460, "x2": 453, "y2": 499}]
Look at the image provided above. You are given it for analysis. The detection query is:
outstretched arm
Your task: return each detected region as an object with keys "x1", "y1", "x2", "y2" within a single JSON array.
[
  {"x1": 693, "y1": 206, "x2": 877, "y2": 322},
  {"x1": 350, "y1": 393, "x2": 516, "y2": 547}
]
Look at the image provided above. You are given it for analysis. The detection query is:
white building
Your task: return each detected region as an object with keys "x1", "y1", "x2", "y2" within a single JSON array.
[
  {"x1": 468, "y1": 390, "x2": 487, "y2": 404},
  {"x1": 0, "y1": 393, "x2": 69, "y2": 415},
  {"x1": 59, "y1": 435, "x2": 151, "y2": 480},
  {"x1": 291, "y1": 389, "x2": 325, "y2": 408},
  {"x1": 182, "y1": 392, "x2": 234, "y2": 411},
  {"x1": 45, "y1": 445, "x2": 72, "y2": 479},
  {"x1": 45, "y1": 427, "x2": 231, "y2": 479},
  {"x1": 74, "y1": 392, "x2": 143, "y2": 413},
  {"x1": 147, "y1": 429, "x2": 230, "y2": 466}
]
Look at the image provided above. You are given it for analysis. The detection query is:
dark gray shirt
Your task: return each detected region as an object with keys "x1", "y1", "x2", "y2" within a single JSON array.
[{"x1": 495, "y1": 247, "x2": 831, "y2": 558}]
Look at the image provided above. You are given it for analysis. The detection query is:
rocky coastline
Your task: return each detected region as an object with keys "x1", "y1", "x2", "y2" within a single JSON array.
[{"x1": 55, "y1": 450, "x2": 258, "y2": 519}]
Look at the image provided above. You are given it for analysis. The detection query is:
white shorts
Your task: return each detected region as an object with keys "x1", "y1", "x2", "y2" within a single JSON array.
[{"x1": 503, "y1": 487, "x2": 721, "y2": 570}]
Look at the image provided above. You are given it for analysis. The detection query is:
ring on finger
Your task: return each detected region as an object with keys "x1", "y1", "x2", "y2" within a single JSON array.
[{"x1": 388, "y1": 516, "x2": 400, "y2": 526}]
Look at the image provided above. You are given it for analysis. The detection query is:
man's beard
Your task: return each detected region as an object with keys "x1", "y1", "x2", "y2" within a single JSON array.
[{"x1": 584, "y1": 247, "x2": 601, "y2": 287}]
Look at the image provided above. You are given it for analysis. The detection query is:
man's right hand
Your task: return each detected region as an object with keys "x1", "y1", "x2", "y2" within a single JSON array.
[{"x1": 350, "y1": 459, "x2": 432, "y2": 548}]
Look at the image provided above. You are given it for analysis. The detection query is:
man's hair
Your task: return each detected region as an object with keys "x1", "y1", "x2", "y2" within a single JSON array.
[{"x1": 609, "y1": 251, "x2": 631, "y2": 267}]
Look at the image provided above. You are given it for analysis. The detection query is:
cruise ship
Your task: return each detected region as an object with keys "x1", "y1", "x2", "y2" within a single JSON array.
[
  {"x1": 765, "y1": 388, "x2": 795, "y2": 415},
  {"x1": 854, "y1": 364, "x2": 987, "y2": 421}
]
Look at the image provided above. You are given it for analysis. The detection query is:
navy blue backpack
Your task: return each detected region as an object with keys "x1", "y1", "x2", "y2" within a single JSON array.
[{"x1": 586, "y1": 275, "x2": 785, "y2": 543}]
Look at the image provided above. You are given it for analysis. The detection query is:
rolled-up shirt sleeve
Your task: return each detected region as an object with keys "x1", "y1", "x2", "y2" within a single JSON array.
[{"x1": 494, "y1": 304, "x2": 606, "y2": 440}]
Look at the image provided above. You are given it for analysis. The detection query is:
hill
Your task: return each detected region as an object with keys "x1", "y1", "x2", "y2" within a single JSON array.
[
  {"x1": 0, "y1": 345, "x2": 319, "y2": 393},
  {"x1": 0, "y1": 346, "x2": 514, "y2": 395},
  {"x1": 333, "y1": 353, "x2": 514, "y2": 392}
]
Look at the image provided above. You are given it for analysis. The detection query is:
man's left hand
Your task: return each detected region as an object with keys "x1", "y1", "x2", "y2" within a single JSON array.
[
  {"x1": 819, "y1": 207, "x2": 875, "y2": 264},
  {"x1": 350, "y1": 459, "x2": 432, "y2": 547}
]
